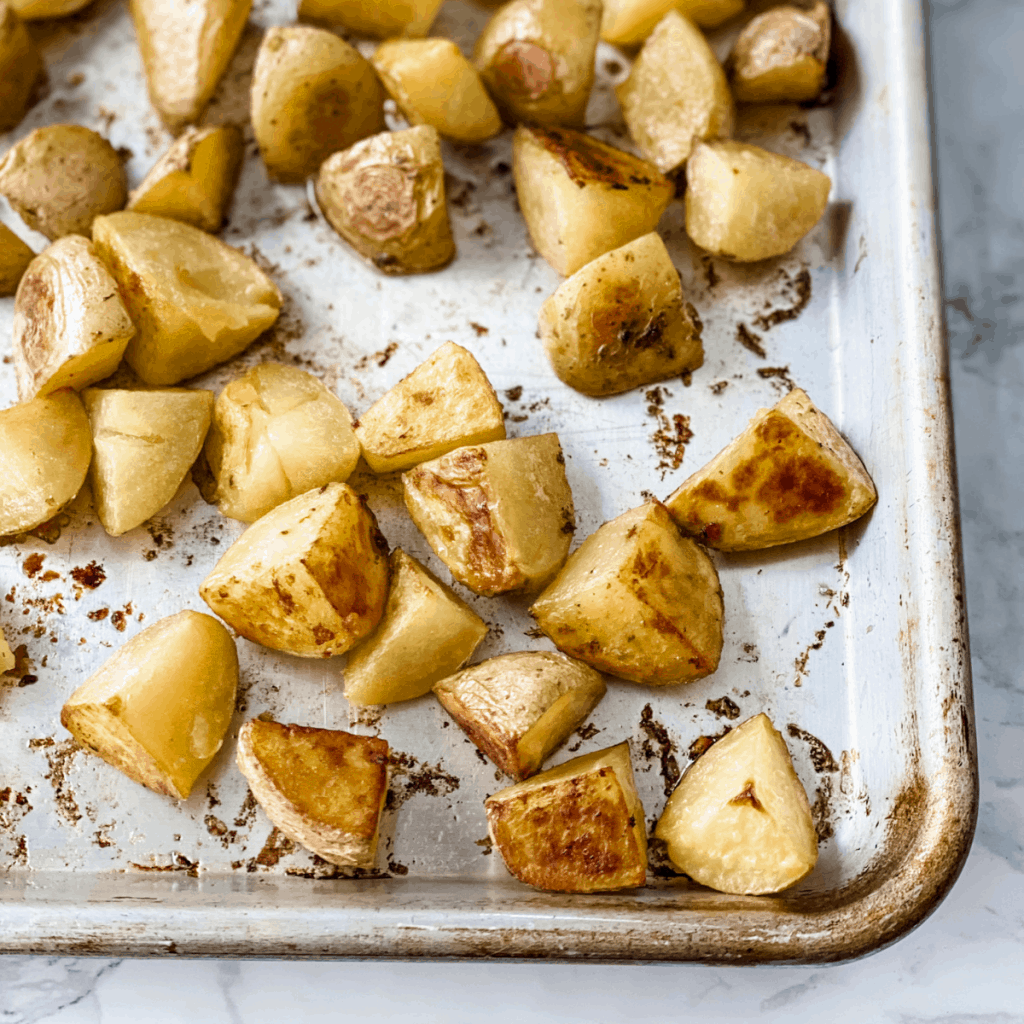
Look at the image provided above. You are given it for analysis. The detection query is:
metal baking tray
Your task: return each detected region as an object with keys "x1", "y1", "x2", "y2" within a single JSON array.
[{"x1": 0, "y1": 0, "x2": 975, "y2": 963}]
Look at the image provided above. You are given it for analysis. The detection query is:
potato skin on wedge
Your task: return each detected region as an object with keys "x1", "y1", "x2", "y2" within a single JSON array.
[
  {"x1": 298, "y1": 0, "x2": 443, "y2": 41},
  {"x1": 0, "y1": 222, "x2": 34, "y2": 296}
]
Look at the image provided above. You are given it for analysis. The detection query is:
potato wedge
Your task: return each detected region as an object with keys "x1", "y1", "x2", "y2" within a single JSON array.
[
  {"x1": 0, "y1": 390, "x2": 92, "y2": 537},
  {"x1": 485, "y1": 742, "x2": 647, "y2": 892},
  {"x1": 9, "y1": 0, "x2": 91, "y2": 18},
  {"x1": 434, "y1": 651, "x2": 606, "y2": 780},
  {"x1": 616, "y1": 11, "x2": 734, "y2": 174},
  {"x1": 0, "y1": 626, "x2": 13, "y2": 673},
  {"x1": 345, "y1": 549, "x2": 488, "y2": 706},
  {"x1": 200, "y1": 482, "x2": 390, "y2": 658},
  {"x1": 602, "y1": 0, "x2": 745, "y2": 45},
  {"x1": 355, "y1": 341, "x2": 505, "y2": 474},
  {"x1": 403, "y1": 434, "x2": 574, "y2": 597},
  {"x1": 237, "y1": 720, "x2": 389, "y2": 869},
  {"x1": 0, "y1": 223, "x2": 34, "y2": 297},
  {"x1": 513, "y1": 126, "x2": 674, "y2": 276},
  {"x1": 92, "y1": 211, "x2": 282, "y2": 386},
  {"x1": 251, "y1": 25, "x2": 385, "y2": 183},
  {"x1": 84, "y1": 388, "x2": 214, "y2": 537},
  {"x1": 60, "y1": 610, "x2": 238, "y2": 800},
  {"x1": 474, "y1": 0, "x2": 602, "y2": 128},
  {"x1": 0, "y1": 3, "x2": 42, "y2": 132},
  {"x1": 676, "y1": 0, "x2": 745, "y2": 29},
  {"x1": 664, "y1": 387, "x2": 876, "y2": 550},
  {"x1": 13, "y1": 236, "x2": 136, "y2": 401},
  {"x1": 372, "y1": 39, "x2": 502, "y2": 145},
  {"x1": 538, "y1": 232, "x2": 704, "y2": 397},
  {"x1": 655, "y1": 713, "x2": 818, "y2": 894},
  {"x1": 298, "y1": 0, "x2": 443, "y2": 40},
  {"x1": 531, "y1": 500, "x2": 723, "y2": 685}
]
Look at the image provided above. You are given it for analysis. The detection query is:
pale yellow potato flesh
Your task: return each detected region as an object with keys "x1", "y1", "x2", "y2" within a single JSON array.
[
  {"x1": 531, "y1": 500, "x2": 724, "y2": 685},
  {"x1": 600, "y1": 0, "x2": 675, "y2": 47},
  {"x1": 655, "y1": 713, "x2": 818, "y2": 894},
  {"x1": 84, "y1": 388, "x2": 214, "y2": 537},
  {"x1": 13, "y1": 236, "x2": 136, "y2": 401},
  {"x1": 513, "y1": 125, "x2": 674, "y2": 276},
  {"x1": 0, "y1": 390, "x2": 92, "y2": 537},
  {"x1": 485, "y1": 742, "x2": 647, "y2": 892},
  {"x1": 92, "y1": 211, "x2": 282, "y2": 386},
  {"x1": 403, "y1": 433, "x2": 575, "y2": 597},
  {"x1": 0, "y1": 223, "x2": 34, "y2": 296},
  {"x1": 434, "y1": 651, "x2": 606, "y2": 781},
  {"x1": 0, "y1": 3, "x2": 42, "y2": 132},
  {"x1": 538, "y1": 231, "x2": 704, "y2": 397},
  {"x1": 664, "y1": 387, "x2": 877, "y2": 550},
  {"x1": 298, "y1": 0, "x2": 443, "y2": 40},
  {"x1": 8, "y1": 0, "x2": 90, "y2": 20},
  {"x1": 344, "y1": 549, "x2": 488, "y2": 707},
  {"x1": 0, "y1": 627, "x2": 14, "y2": 673},
  {"x1": 676, "y1": 0, "x2": 745, "y2": 30},
  {"x1": 355, "y1": 341, "x2": 505, "y2": 474},
  {"x1": 200, "y1": 482, "x2": 390, "y2": 659}
]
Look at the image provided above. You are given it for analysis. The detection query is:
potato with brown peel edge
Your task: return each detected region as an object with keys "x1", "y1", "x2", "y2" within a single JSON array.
[{"x1": 0, "y1": 223, "x2": 34, "y2": 296}]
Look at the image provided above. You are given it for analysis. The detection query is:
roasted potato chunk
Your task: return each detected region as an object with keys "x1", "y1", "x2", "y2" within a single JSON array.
[
  {"x1": 237, "y1": 720, "x2": 390, "y2": 869},
  {"x1": 655, "y1": 713, "x2": 818, "y2": 894},
  {"x1": 602, "y1": 0, "x2": 744, "y2": 44},
  {"x1": 474, "y1": 0, "x2": 602, "y2": 128},
  {"x1": 345, "y1": 549, "x2": 488, "y2": 706},
  {"x1": 403, "y1": 433, "x2": 575, "y2": 597},
  {"x1": 372, "y1": 39, "x2": 502, "y2": 145},
  {"x1": 0, "y1": 390, "x2": 92, "y2": 537},
  {"x1": 13, "y1": 236, "x2": 136, "y2": 401},
  {"x1": 676, "y1": 0, "x2": 745, "y2": 29},
  {"x1": 538, "y1": 232, "x2": 704, "y2": 397},
  {"x1": 0, "y1": 223, "x2": 33, "y2": 296},
  {"x1": 298, "y1": 0, "x2": 443, "y2": 40},
  {"x1": 616, "y1": 11, "x2": 734, "y2": 174},
  {"x1": 200, "y1": 482, "x2": 390, "y2": 658},
  {"x1": 531, "y1": 500, "x2": 723, "y2": 685},
  {"x1": 434, "y1": 651, "x2": 606, "y2": 780},
  {"x1": 665, "y1": 387, "x2": 876, "y2": 550},
  {"x1": 485, "y1": 742, "x2": 647, "y2": 892},
  {"x1": 92, "y1": 211, "x2": 282, "y2": 386},
  {"x1": 0, "y1": 626, "x2": 13, "y2": 673},
  {"x1": 355, "y1": 341, "x2": 505, "y2": 474},
  {"x1": 8, "y1": 0, "x2": 90, "y2": 20},
  {"x1": 84, "y1": 388, "x2": 214, "y2": 537},
  {"x1": 251, "y1": 25, "x2": 385, "y2": 183},
  {"x1": 61, "y1": 611, "x2": 238, "y2": 800},
  {"x1": 199, "y1": 363, "x2": 361, "y2": 524},
  {"x1": 513, "y1": 126, "x2": 674, "y2": 276},
  {"x1": 0, "y1": 3, "x2": 42, "y2": 132}
]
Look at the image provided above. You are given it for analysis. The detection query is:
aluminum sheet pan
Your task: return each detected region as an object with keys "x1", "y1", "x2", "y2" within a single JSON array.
[{"x1": 0, "y1": 0, "x2": 975, "y2": 963}]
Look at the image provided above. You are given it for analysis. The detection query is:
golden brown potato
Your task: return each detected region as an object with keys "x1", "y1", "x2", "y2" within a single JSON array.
[
  {"x1": 403, "y1": 433, "x2": 575, "y2": 597},
  {"x1": 298, "y1": 0, "x2": 443, "y2": 39},
  {"x1": 200, "y1": 482, "x2": 390, "y2": 659},
  {"x1": 0, "y1": 3, "x2": 42, "y2": 132},
  {"x1": 602, "y1": 0, "x2": 745, "y2": 46},
  {"x1": 13, "y1": 236, "x2": 136, "y2": 401},
  {"x1": 684, "y1": 140, "x2": 830, "y2": 261},
  {"x1": 61, "y1": 610, "x2": 238, "y2": 800},
  {"x1": 0, "y1": 223, "x2": 34, "y2": 296},
  {"x1": 676, "y1": 0, "x2": 745, "y2": 29},
  {"x1": 538, "y1": 232, "x2": 704, "y2": 397},
  {"x1": 474, "y1": 0, "x2": 602, "y2": 128},
  {"x1": 0, "y1": 126, "x2": 127, "y2": 241},
  {"x1": 251, "y1": 25, "x2": 385, "y2": 183},
  {"x1": 316, "y1": 125, "x2": 454, "y2": 275},
  {"x1": 355, "y1": 341, "x2": 505, "y2": 474},
  {"x1": 513, "y1": 126, "x2": 674, "y2": 276},
  {"x1": 237, "y1": 720, "x2": 390, "y2": 869},
  {"x1": 531, "y1": 500, "x2": 724, "y2": 685},
  {"x1": 0, "y1": 390, "x2": 92, "y2": 537},
  {"x1": 0, "y1": 626, "x2": 13, "y2": 673},
  {"x1": 84, "y1": 388, "x2": 214, "y2": 537},
  {"x1": 664, "y1": 387, "x2": 876, "y2": 550},
  {"x1": 655, "y1": 713, "x2": 818, "y2": 894},
  {"x1": 345, "y1": 549, "x2": 488, "y2": 706},
  {"x1": 372, "y1": 38, "x2": 502, "y2": 145},
  {"x1": 9, "y1": 0, "x2": 91, "y2": 19},
  {"x1": 485, "y1": 742, "x2": 647, "y2": 892},
  {"x1": 92, "y1": 211, "x2": 282, "y2": 386},
  {"x1": 434, "y1": 651, "x2": 606, "y2": 781},
  {"x1": 616, "y1": 11, "x2": 734, "y2": 174}
]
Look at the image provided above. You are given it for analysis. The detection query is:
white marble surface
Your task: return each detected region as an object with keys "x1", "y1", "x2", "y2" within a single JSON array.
[{"x1": 2, "y1": 0, "x2": 1022, "y2": 1018}]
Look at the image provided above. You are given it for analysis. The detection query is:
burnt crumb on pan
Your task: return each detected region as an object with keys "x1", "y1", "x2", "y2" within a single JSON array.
[
  {"x1": 757, "y1": 365, "x2": 797, "y2": 393},
  {"x1": 1, "y1": 786, "x2": 33, "y2": 868},
  {"x1": 736, "y1": 323, "x2": 766, "y2": 358},
  {"x1": 355, "y1": 342, "x2": 398, "y2": 370},
  {"x1": 566, "y1": 721, "x2": 602, "y2": 753},
  {"x1": 130, "y1": 853, "x2": 200, "y2": 877},
  {"x1": 738, "y1": 643, "x2": 759, "y2": 663},
  {"x1": 71, "y1": 561, "x2": 106, "y2": 598},
  {"x1": 469, "y1": 321, "x2": 489, "y2": 336},
  {"x1": 688, "y1": 726, "x2": 732, "y2": 761},
  {"x1": 645, "y1": 387, "x2": 694, "y2": 478},
  {"x1": 349, "y1": 705, "x2": 383, "y2": 730},
  {"x1": 705, "y1": 696, "x2": 741, "y2": 720},
  {"x1": 31, "y1": 737, "x2": 82, "y2": 826},
  {"x1": 646, "y1": 836, "x2": 679, "y2": 879},
  {"x1": 638, "y1": 704, "x2": 681, "y2": 796},
  {"x1": 786, "y1": 723, "x2": 839, "y2": 774},
  {"x1": 701, "y1": 256, "x2": 719, "y2": 289},
  {"x1": 386, "y1": 750, "x2": 460, "y2": 810},
  {"x1": 475, "y1": 835, "x2": 493, "y2": 855},
  {"x1": 29, "y1": 512, "x2": 71, "y2": 545},
  {"x1": 246, "y1": 827, "x2": 296, "y2": 871},
  {"x1": 22, "y1": 553, "x2": 46, "y2": 579},
  {"x1": 752, "y1": 268, "x2": 812, "y2": 331},
  {"x1": 234, "y1": 789, "x2": 259, "y2": 829},
  {"x1": 285, "y1": 854, "x2": 390, "y2": 880},
  {"x1": 504, "y1": 386, "x2": 523, "y2": 402}
]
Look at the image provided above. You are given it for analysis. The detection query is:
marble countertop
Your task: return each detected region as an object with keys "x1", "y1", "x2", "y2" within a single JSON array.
[{"x1": 2, "y1": 0, "x2": 1022, "y2": 1018}]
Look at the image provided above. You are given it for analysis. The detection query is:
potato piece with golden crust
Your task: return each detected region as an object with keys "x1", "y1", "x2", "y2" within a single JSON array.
[
  {"x1": 513, "y1": 126, "x2": 674, "y2": 277},
  {"x1": 676, "y1": 0, "x2": 744, "y2": 29},
  {"x1": 0, "y1": 4, "x2": 42, "y2": 132},
  {"x1": 486, "y1": 742, "x2": 647, "y2": 892},
  {"x1": 616, "y1": 11, "x2": 734, "y2": 174},
  {"x1": 474, "y1": 0, "x2": 602, "y2": 128},
  {"x1": 434, "y1": 651, "x2": 606, "y2": 781},
  {"x1": 531, "y1": 500, "x2": 723, "y2": 685},
  {"x1": 237, "y1": 720, "x2": 389, "y2": 869},
  {"x1": 0, "y1": 627, "x2": 13, "y2": 673},
  {"x1": 61, "y1": 611, "x2": 238, "y2": 800},
  {"x1": 403, "y1": 434, "x2": 575, "y2": 597},
  {"x1": 92, "y1": 211, "x2": 282, "y2": 386},
  {"x1": 11, "y1": 0, "x2": 91, "y2": 18},
  {"x1": 0, "y1": 224, "x2": 34, "y2": 297},
  {"x1": 655, "y1": 713, "x2": 818, "y2": 894},
  {"x1": 355, "y1": 342, "x2": 505, "y2": 474},
  {"x1": 200, "y1": 482, "x2": 390, "y2": 659},
  {"x1": 298, "y1": 0, "x2": 443, "y2": 40},
  {"x1": 539, "y1": 232, "x2": 704, "y2": 397}
]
